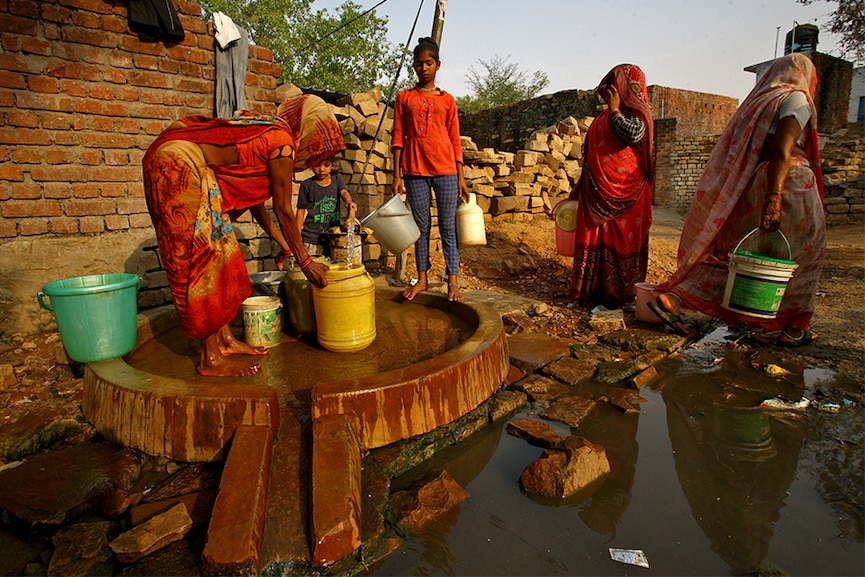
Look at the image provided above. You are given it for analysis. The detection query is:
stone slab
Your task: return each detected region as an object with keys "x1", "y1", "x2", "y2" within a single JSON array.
[
  {"x1": 109, "y1": 503, "x2": 192, "y2": 564},
  {"x1": 260, "y1": 412, "x2": 311, "y2": 571},
  {"x1": 311, "y1": 414, "x2": 362, "y2": 567},
  {"x1": 507, "y1": 332, "x2": 569, "y2": 372},
  {"x1": 202, "y1": 425, "x2": 273, "y2": 576}
]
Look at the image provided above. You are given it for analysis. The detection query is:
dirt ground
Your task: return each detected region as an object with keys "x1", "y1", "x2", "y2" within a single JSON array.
[{"x1": 0, "y1": 206, "x2": 863, "y2": 442}]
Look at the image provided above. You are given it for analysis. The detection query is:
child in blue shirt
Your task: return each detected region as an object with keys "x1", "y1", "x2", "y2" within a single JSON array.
[{"x1": 296, "y1": 159, "x2": 357, "y2": 256}]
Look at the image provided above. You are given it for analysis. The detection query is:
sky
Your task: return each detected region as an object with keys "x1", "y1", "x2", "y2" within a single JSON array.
[{"x1": 311, "y1": 0, "x2": 844, "y2": 103}]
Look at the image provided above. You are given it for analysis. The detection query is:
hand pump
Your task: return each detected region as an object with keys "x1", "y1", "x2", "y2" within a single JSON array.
[{"x1": 431, "y1": 0, "x2": 446, "y2": 46}]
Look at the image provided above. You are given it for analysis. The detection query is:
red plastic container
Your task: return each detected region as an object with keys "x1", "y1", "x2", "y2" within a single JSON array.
[{"x1": 552, "y1": 199, "x2": 579, "y2": 257}]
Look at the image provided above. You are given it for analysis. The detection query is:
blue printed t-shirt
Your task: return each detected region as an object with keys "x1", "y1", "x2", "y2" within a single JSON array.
[{"x1": 297, "y1": 173, "x2": 347, "y2": 244}]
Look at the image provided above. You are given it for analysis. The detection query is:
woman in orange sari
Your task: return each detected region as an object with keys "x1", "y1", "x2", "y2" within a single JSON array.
[
  {"x1": 143, "y1": 95, "x2": 345, "y2": 376},
  {"x1": 568, "y1": 64, "x2": 654, "y2": 307},
  {"x1": 653, "y1": 54, "x2": 824, "y2": 347}
]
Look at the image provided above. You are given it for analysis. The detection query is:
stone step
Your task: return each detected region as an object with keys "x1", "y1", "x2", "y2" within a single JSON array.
[
  {"x1": 202, "y1": 425, "x2": 273, "y2": 576},
  {"x1": 260, "y1": 411, "x2": 311, "y2": 571}
]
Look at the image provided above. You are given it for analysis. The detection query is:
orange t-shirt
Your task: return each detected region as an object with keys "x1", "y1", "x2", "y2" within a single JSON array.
[{"x1": 391, "y1": 87, "x2": 463, "y2": 177}]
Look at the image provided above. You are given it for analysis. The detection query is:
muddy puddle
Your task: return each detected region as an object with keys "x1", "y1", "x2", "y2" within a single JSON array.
[{"x1": 366, "y1": 327, "x2": 864, "y2": 576}]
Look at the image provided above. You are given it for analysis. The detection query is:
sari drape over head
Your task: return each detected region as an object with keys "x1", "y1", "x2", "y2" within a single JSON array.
[
  {"x1": 569, "y1": 64, "x2": 655, "y2": 306},
  {"x1": 658, "y1": 53, "x2": 824, "y2": 331}
]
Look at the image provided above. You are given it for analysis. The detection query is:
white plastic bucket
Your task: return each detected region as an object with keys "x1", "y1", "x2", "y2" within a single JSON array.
[
  {"x1": 635, "y1": 282, "x2": 662, "y2": 324},
  {"x1": 456, "y1": 193, "x2": 487, "y2": 248},
  {"x1": 552, "y1": 199, "x2": 578, "y2": 257},
  {"x1": 241, "y1": 296, "x2": 282, "y2": 347},
  {"x1": 721, "y1": 228, "x2": 798, "y2": 319},
  {"x1": 361, "y1": 194, "x2": 420, "y2": 254}
]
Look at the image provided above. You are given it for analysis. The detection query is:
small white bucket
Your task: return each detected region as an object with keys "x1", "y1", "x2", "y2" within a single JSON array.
[
  {"x1": 635, "y1": 282, "x2": 662, "y2": 324},
  {"x1": 721, "y1": 228, "x2": 798, "y2": 319},
  {"x1": 241, "y1": 296, "x2": 282, "y2": 347},
  {"x1": 361, "y1": 194, "x2": 421, "y2": 254}
]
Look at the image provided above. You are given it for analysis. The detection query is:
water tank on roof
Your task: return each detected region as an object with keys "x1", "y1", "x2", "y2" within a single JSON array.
[{"x1": 784, "y1": 24, "x2": 819, "y2": 55}]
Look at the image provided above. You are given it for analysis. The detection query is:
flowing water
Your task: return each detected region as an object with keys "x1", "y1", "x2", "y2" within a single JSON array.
[
  {"x1": 345, "y1": 219, "x2": 356, "y2": 269},
  {"x1": 365, "y1": 327, "x2": 864, "y2": 576}
]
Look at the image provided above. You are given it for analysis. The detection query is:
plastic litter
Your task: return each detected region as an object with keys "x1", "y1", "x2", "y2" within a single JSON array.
[
  {"x1": 761, "y1": 397, "x2": 810, "y2": 411},
  {"x1": 609, "y1": 548, "x2": 649, "y2": 568},
  {"x1": 764, "y1": 363, "x2": 791, "y2": 376},
  {"x1": 817, "y1": 402, "x2": 841, "y2": 413}
]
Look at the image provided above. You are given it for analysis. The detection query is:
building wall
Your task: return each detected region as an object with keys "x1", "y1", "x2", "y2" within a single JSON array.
[
  {"x1": 848, "y1": 67, "x2": 864, "y2": 123},
  {"x1": 458, "y1": 88, "x2": 601, "y2": 152},
  {"x1": 0, "y1": 0, "x2": 283, "y2": 334},
  {"x1": 647, "y1": 86, "x2": 737, "y2": 137},
  {"x1": 745, "y1": 52, "x2": 853, "y2": 134},
  {"x1": 459, "y1": 85, "x2": 737, "y2": 153}
]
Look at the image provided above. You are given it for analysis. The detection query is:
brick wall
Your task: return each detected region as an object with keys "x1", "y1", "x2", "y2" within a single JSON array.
[
  {"x1": 653, "y1": 119, "x2": 718, "y2": 212},
  {"x1": 821, "y1": 122, "x2": 865, "y2": 224},
  {"x1": 812, "y1": 53, "x2": 853, "y2": 135},
  {"x1": 0, "y1": 0, "x2": 283, "y2": 334},
  {"x1": 459, "y1": 85, "x2": 737, "y2": 153},
  {"x1": 647, "y1": 86, "x2": 737, "y2": 137},
  {"x1": 459, "y1": 88, "x2": 601, "y2": 152}
]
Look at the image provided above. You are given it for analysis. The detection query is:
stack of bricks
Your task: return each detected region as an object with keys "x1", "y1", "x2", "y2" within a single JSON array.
[
  {"x1": 460, "y1": 116, "x2": 591, "y2": 222},
  {"x1": 329, "y1": 87, "x2": 394, "y2": 216},
  {"x1": 821, "y1": 122, "x2": 865, "y2": 224},
  {"x1": 317, "y1": 102, "x2": 592, "y2": 258}
]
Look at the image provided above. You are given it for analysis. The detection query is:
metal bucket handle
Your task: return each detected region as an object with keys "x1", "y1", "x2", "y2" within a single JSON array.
[{"x1": 732, "y1": 228, "x2": 792, "y2": 261}]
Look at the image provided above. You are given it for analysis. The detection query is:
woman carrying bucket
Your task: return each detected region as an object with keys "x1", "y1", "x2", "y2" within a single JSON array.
[
  {"x1": 391, "y1": 37, "x2": 470, "y2": 302},
  {"x1": 143, "y1": 94, "x2": 345, "y2": 377},
  {"x1": 651, "y1": 54, "x2": 824, "y2": 347}
]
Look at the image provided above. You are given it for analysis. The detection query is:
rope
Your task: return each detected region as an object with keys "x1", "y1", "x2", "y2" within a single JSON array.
[
  {"x1": 351, "y1": 0, "x2": 426, "y2": 197},
  {"x1": 295, "y1": 0, "x2": 391, "y2": 55}
]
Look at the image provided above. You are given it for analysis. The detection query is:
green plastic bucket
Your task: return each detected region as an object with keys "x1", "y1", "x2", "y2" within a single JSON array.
[
  {"x1": 241, "y1": 296, "x2": 282, "y2": 348},
  {"x1": 721, "y1": 228, "x2": 798, "y2": 318},
  {"x1": 37, "y1": 273, "x2": 141, "y2": 363}
]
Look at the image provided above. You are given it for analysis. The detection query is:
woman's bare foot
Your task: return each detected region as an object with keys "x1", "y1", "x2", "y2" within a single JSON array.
[
  {"x1": 216, "y1": 325, "x2": 269, "y2": 357},
  {"x1": 403, "y1": 278, "x2": 427, "y2": 300},
  {"x1": 196, "y1": 327, "x2": 266, "y2": 377},
  {"x1": 448, "y1": 282, "x2": 464, "y2": 302}
]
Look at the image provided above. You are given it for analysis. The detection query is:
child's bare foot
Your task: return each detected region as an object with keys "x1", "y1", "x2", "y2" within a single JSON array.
[
  {"x1": 402, "y1": 279, "x2": 427, "y2": 300},
  {"x1": 448, "y1": 282, "x2": 463, "y2": 302}
]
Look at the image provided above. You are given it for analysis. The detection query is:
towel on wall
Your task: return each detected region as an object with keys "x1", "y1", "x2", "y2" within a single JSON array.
[{"x1": 211, "y1": 12, "x2": 242, "y2": 48}]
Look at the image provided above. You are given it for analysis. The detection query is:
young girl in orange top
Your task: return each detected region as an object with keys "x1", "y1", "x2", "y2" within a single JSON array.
[{"x1": 391, "y1": 37, "x2": 470, "y2": 301}]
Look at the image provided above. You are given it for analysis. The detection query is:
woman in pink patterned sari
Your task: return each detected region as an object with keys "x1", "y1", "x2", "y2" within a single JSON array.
[
  {"x1": 654, "y1": 54, "x2": 824, "y2": 347},
  {"x1": 568, "y1": 64, "x2": 654, "y2": 307}
]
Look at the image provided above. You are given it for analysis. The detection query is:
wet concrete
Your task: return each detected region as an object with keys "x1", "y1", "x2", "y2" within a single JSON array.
[{"x1": 125, "y1": 292, "x2": 475, "y2": 409}]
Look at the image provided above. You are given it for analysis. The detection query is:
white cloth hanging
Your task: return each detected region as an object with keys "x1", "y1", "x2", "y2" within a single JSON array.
[{"x1": 211, "y1": 11, "x2": 241, "y2": 48}]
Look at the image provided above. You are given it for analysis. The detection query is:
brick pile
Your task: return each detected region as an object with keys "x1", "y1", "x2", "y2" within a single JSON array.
[{"x1": 461, "y1": 116, "x2": 591, "y2": 222}]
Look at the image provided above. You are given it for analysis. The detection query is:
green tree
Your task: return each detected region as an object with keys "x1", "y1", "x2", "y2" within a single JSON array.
[
  {"x1": 455, "y1": 55, "x2": 549, "y2": 113},
  {"x1": 797, "y1": 0, "x2": 864, "y2": 64},
  {"x1": 198, "y1": 0, "x2": 406, "y2": 93}
]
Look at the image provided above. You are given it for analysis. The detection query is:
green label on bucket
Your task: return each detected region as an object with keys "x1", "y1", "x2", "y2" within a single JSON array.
[
  {"x1": 242, "y1": 297, "x2": 282, "y2": 347},
  {"x1": 727, "y1": 272, "x2": 787, "y2": 315}
]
